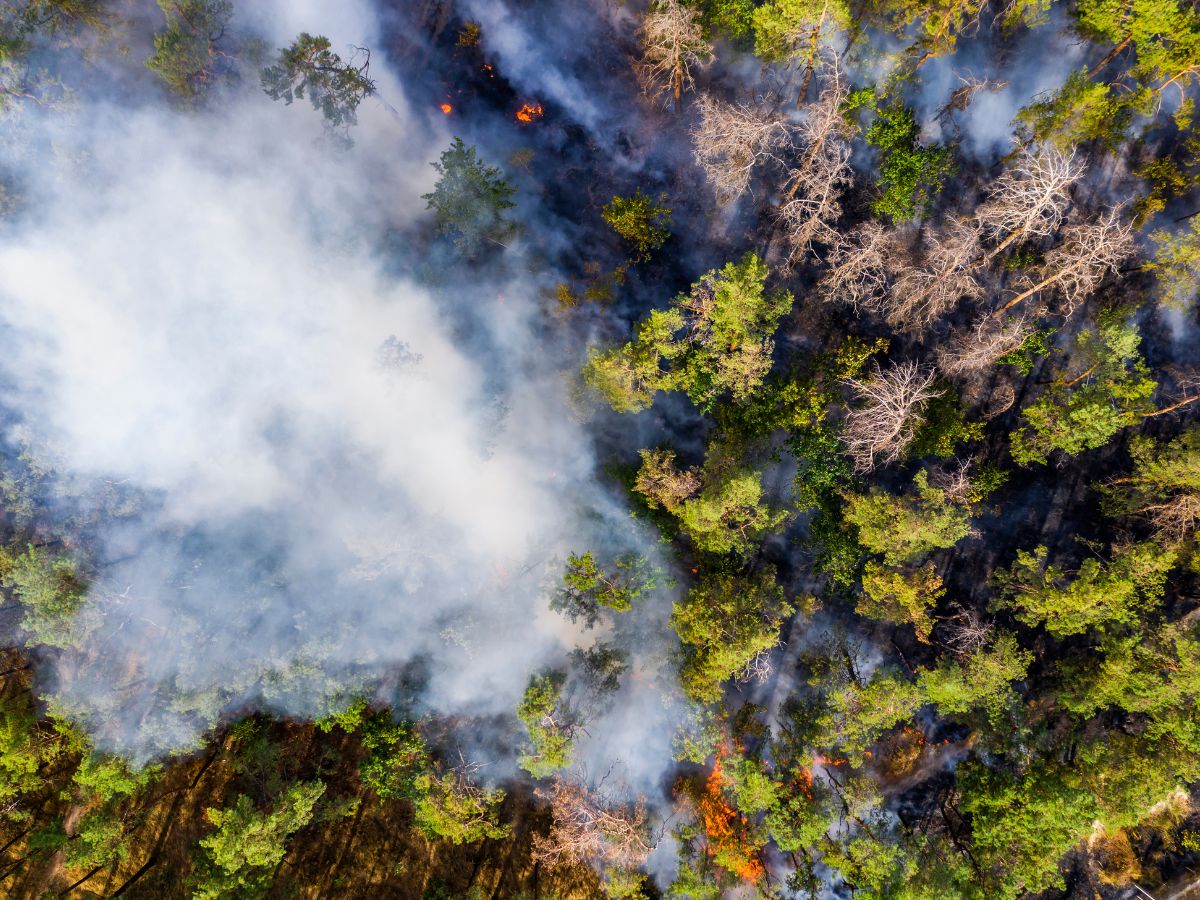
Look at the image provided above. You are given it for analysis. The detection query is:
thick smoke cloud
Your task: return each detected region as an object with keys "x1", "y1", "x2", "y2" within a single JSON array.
[
  {"x1": 0, "y1": 1, "x2": 676, "y2": 770},
  {"x1": 916, "y1": 8, "x2": 1089, "y2": 160}
]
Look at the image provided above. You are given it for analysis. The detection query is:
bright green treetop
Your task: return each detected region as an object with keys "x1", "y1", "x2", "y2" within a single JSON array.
[
  {"x1": 993, "y1": 541, "x2": 1177, "y2": 636},
  {"x1": 843, "y1": 470, "x2": 975, "y2": 566},
  {"x1": 864, "y1": 100, "x2": 954, "y2": 222},
  {"x1": 1100, "y1": 425, "x2": 1200, "y2": 543},
  {"x1": 751, "y1": 0, "x2": 851, "y2": 96},
  {"x1": 1011, "y1": 319, "x2": 1157, "y2": 466},
  {"x1": 635, "y1": 445, "x2": 788, "y2": 556},
  {"x1": 2, "y1": 544, "x2": 86, "y2": 649},
  {"x1": 516, "y1": 671, "x2": 576, "y2": 778},
  {"x1": 602, "y1": 190, "x2": 672, "y2": 261},
  {"x1": 671, "y1": 567, "x2": 793, "y2": 702},
  {"x1": 584, "y1": 253, "x2": 792, "y2": 412},
  {"x1": 918, "y1": 632, "x2": 1032, "y2": 721},
  {"x1": 858, "y1": 560, "x2": 944, "y2": 642},
  {"x1": 958, "y1": 761, "x2": 1097, "y2": 900},
  {"x1": 552, "y1": 551, "x2": 657, "y2": 627},
  {"x1": 195, "y1": 781, "x2": 325, "y2": 899},
  {"x1": 409, "y1": 770, "x2": 509, "y2": 844},
  {"x1": 1148, "y1": 218, "x2": 1200, "y2": 307},
  {"x1": 820, "y1": 669, "x2": 923, "y2": 763}
]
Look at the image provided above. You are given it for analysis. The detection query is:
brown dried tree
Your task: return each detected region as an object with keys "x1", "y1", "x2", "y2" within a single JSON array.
[
  {"x1": 937, "y1": 311, "x2": 1034, "y2": 378},
  {"x1": 532, "y1": 775, "x2": 655, "y2": 871},
  {"x1": 938, "y1": 603, "x2": 994, "y2": 656},
  {"x1": 816, "y1": 221, "x2": 897, "y2": 311},
  {"x1": 638, "y1": 0, "x2": 713, "y2": 106},
  {"x1": 776, "y1": 66, "x2": 854, "y2": 264},
  {"x1": 691, "y1": 93, "x2": 793, "y2": 201},
  {"x1": 841, "y1": 362, "x2": 942, "y2": 472},
  {"x1": 885, "y1": 216, "x2": 984, "y2": 331},
  {"x1": 976, "y1": 147, "x2": 1086, "y2": 259},
  {"x1": 994, "y1": 205, "x2": 1136, "y2": 317}
]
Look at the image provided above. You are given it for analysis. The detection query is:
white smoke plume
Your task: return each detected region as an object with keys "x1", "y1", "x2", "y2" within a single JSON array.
[{"x1": 0, "y1": 0, "x2": 680, "y2": 776}]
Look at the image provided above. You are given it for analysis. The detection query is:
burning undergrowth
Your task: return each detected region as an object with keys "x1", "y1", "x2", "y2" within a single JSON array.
[{"x1": 0, "y1": 0, "x2": 1198, "y2": 896}]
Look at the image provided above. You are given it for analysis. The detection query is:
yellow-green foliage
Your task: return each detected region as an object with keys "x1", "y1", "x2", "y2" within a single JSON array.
[
  {"x1": 671, "y1": 568, "x2": 792, "y2": 702},
  {"x1": 843, "y1": 471, "x2": 974, "y2": 565},
  {"x1": 858, "y1": 561, "x2": 944, "y2": 641},
  {"x1": 994, "y1": 541, "x2": 1177, "y2": 636}
]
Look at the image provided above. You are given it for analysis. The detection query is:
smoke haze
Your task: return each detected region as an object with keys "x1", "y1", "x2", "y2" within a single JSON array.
[{"x1": 0, "y1": 1, "x2": 678, "y2": 773}]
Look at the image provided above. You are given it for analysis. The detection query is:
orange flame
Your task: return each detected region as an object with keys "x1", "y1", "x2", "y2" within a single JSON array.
[
  {"x1": 813, "y1": 753, "x2": 847, "y2": 767},
  {"x1": 795, "y1": 766, "x2": 815, "y2": 800},
  {"x1": 440, "y1": 103, "x2": 453, "y2": 115},
  {"x1": 697, "y1": 748, "x2": 764, "y2": 883},
  {"x1": 516, "y1": 101, "x2": 543, "y2": 123}
]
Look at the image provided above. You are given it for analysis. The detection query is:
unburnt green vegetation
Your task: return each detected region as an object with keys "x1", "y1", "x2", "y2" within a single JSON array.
[{"x1": 0, "y1": 0, "x2": 1199, "y2": 898}]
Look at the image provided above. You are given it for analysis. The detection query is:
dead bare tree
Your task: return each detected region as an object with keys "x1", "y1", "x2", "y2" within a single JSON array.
[
  {"x1": 885, "y1": 216, "x2": 984, "y2": 331},
  {"x1": 937, "y1": 311, "x2": 1034, "y2": 377},
  {"x1": 935, "y1": 75, "x2": 1006, "y2": 136},
  {"x1": 816, "y1": 221, "x2": 897, "y2": 312},
  {"x1": 532, "y1": 775, "x2": 656, "y2": 872},
  {"x1": 929, "y1": 459, "x2": 977, "y2": 505},
  {"x1": 993, "y1": 206, "x2": 1136, "y2": 317},
  {"x1": 938, "y1": 603, "x2": 993, "y2": 656},
  {"x1": 776, "y1": 64, "x2": 854, "y2": 264},
  {"x1": 976, "y1": 147, "x2": 1086, "y2": 259},
  {"x1": 841, "y1": 362, "x2": 942, "y2": 472},
  {"x1": 737, "y1": 646, "x2": 777, "y2": 685},
  {"x1": 691, "y1": 93, "x2": 793, "y2": 201},
  {"x1": 638, "y1": 0, "x2": 713, "y2": 107},
  {"x1": 983, "y1": 383, "x2": 1016, "y2": 419},
  {"x1": 1141, "y1": 494, "x2": 1200, "y2": 543}
]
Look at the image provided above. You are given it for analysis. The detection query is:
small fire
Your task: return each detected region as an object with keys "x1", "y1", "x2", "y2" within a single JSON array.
[
  {"x1": 697, "y1": 748, "x2": 764, "y2": 883},
  {"x1": 813, "y1": 753, "x2": 848, "y2": 767},
  {"x1": 515, "y1": 101, "x2": 543, "y2": 123},
  {"x1": 796, "y1": 767, "x2": 815, "y2": 799},
  {"x1": 440, "y1": 102, "x2": 453, "y2": 115}
]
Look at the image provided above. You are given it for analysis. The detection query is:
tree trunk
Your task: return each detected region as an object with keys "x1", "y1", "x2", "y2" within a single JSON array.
[
  {"x1": 1087, "y1": 36, "x2": 1132, "y2": 79},
  {"x1": 1143, "y1": 395, "x2": 1200, "y2": 418},
  {"x1": 993, "y1": 272, "x2": 1059, "y2": 316},
  {"x1": 983, "y1": 227, "x2": 1025, "y2": 262},
  {"x1": 109, "y1": 855, "x2": 157, "y2": 897},
  {"x1": 58, "y1": 863, "x2": 104, "y2": 896}
]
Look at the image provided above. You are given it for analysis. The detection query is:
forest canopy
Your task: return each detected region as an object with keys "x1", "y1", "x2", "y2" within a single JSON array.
[{"x1": 0, "y1": 0, "x2": 1197, "y2": 897}]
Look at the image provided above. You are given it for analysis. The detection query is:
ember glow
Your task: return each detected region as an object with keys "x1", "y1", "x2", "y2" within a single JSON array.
[
  {"x1": 439, "y1": 102, "x2": 452, "y2": 115},
  {"x1": 515, "y1": 101, "x2": 543, "y2": 123}
]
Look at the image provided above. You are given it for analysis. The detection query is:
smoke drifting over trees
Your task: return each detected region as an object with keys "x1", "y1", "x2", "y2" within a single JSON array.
[{"x1": 0, "y1": 0, "x2": 1199, "y2": 896}]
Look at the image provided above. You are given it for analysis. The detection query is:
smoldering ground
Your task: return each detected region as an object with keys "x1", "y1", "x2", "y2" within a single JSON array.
[{"x1": 0, "y1": 0, "x2": 683, "y2": 791}]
